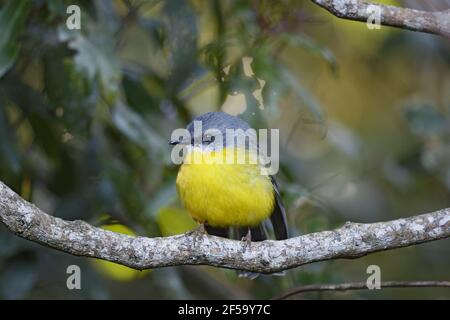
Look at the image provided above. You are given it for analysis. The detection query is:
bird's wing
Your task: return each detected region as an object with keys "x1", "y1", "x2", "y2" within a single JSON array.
[
  {"x1": 269, "y1": 175, "x2": 289, "y2": 240},
  {"x1": 253, "y1": 141, "x2": 288, "y2": 240}
]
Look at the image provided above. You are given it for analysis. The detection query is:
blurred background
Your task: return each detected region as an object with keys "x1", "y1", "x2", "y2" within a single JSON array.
[{"x1": 0, "y1": 0, "x2": 449, "y2": 299}]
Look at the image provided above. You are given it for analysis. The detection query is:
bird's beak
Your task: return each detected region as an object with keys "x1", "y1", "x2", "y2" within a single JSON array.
[{"x1": 170, "y1": 138, "x2": 189, "y2": 145}]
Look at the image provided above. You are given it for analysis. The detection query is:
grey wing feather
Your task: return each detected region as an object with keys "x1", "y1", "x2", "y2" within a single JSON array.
[{"x1": 270, "y1": 176, "x2": 289, "y2": 240}]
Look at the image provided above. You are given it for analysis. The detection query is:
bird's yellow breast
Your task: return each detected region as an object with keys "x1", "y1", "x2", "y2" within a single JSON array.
[{"x1": 176, "y1": 147, "x2": 275, "y2": 227}]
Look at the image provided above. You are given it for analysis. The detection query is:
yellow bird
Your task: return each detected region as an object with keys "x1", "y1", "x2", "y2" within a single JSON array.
[{"x1": 172, "y1": 112, "x2": 288, "y2": 248}]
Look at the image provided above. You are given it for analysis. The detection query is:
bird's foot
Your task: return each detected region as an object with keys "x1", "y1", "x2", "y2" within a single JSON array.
[
  {"x1": 188, "y1": 222, "x2": 208, "y2": 247},
  {"x1": 241, "y1": 228, "x2": 252, "y2": 252}
]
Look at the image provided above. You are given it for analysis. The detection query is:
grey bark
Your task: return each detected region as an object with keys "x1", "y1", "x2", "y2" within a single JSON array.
[
  {"x1": 311, "y1": 0, "x2": 450, "y2": 38},
  {"x1": 275, "y1": 281, "x2": 450, "y2": 299},
  {"x1": 1, "y1": 180, "x2": 449, "y2": 273}
]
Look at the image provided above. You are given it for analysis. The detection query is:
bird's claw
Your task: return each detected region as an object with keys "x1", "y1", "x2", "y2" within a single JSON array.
[
  {"x1": 241, "y1": 229, "x2": 252, "y2": 252},
  {"x1": 189, "y1": 223, "x2": 207, "y2": 247}
]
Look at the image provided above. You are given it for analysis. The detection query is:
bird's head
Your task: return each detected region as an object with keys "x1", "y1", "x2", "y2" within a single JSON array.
[{"x1": 170, "y1": 111, "x2": 256, "y2": 151}]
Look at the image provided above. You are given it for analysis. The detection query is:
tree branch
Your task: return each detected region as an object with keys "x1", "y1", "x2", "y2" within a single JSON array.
[
  {"x1": 0, "y1": 180, "x2": 449, "y2": 273},
  {"x1": 311, "y1": 0, "x2": 450, "y2": 38},
  {"x1": 275, "y1": 281, "x2": 450, "y2": 299}
]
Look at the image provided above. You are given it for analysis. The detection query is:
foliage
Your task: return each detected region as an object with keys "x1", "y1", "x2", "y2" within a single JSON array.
[{"x1": 0, "y1": 0, "x2": 449, "y2": 299}]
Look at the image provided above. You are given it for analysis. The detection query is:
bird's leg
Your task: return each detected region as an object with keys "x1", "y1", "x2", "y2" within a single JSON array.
[
  {"x1": 195, "y1": 222, "x2": 207, "y2": 234},
  {"x1": 241, "y1": 228, "x2": 252, "y2": 252},
  {"x1": 188, "y1": 220, "x2": 208, "y2": 235},
  {"x1": 188, "y1": 221, "x2": 208, "y2": 247}
]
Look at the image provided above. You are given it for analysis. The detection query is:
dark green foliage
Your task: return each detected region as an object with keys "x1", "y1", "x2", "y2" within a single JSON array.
[{"x1": 0, "y1": 0, "x2": 449, "y2": 299}]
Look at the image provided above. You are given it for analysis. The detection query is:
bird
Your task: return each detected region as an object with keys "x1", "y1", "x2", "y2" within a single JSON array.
[{"x1": 171, "y1": 111, "x2": 288, "y2": 276}]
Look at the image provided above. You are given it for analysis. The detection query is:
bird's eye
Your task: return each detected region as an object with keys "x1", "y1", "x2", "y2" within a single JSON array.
[
  {"x1": 203, "y1": 134, "x2": 214, "y2": 142},
  {"x1": 170, "y1": 137, "x2": 184, "y2": 145}
]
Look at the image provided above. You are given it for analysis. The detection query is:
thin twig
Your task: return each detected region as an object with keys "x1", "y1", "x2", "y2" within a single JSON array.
[{"x1": 276, "y1": 281, "x2": 450, "y2": 299}]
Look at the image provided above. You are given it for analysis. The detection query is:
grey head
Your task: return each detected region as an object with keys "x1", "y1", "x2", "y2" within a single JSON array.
[
  {"x1": 187, "y1": 111, "x2": 250, "y2": 134},
  {"x1": 171, "y1": 112, "x2": 256, "y2": 148}
]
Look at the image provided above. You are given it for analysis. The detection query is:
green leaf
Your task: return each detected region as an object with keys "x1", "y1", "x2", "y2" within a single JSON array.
[
  {"x1": 123, "y1": 75, "x2": 156, "y2": 114},
  {"x1": 225, "y1": 60, "x2": 261, "y2": 95},
  {"x1": 44, "y1": 48, "x2": 96, "y2": 136},
  {"x1": 46, "y1": 0, "x2": 66, "y2": 16},
  {"x1": 221, "y1": 59, "x2": 262, "y2": 117},
  {"x1": 282, "y1": 33, "x2": 337, "y2": 74},
  {"x1": 111, "y1": 103, "x2": 167, "y2": 162},
  {"x1": 0, "y1": 78, "x2": 63, "y2": 164},
  {"x1": 163, "y1": 0, "x2": 198, "y2": 93},
  {"x1": 0, "y1": 0, "x2": 31, "y2": 77},
  {"x1": 58, "y1": 26, "x2": 121, "y2": 99},
  {"x1": 251, "y1": 48, "x2": 287, "y2": 120}
]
